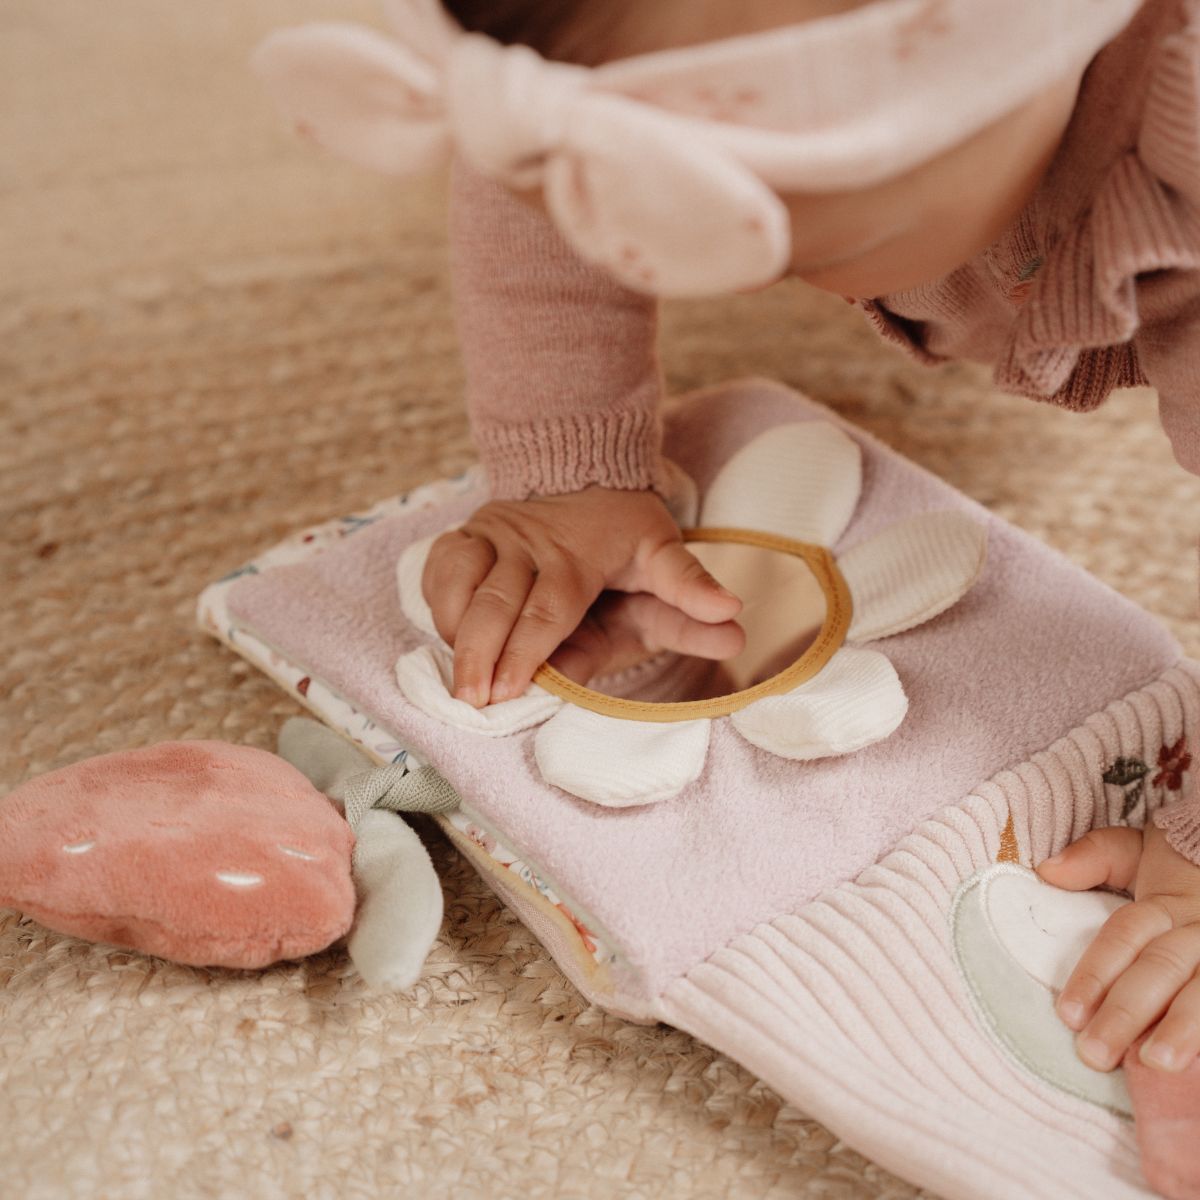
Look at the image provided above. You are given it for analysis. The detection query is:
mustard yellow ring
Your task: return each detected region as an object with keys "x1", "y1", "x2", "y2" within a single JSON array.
[{"x1": 532, "y1": 526, "x2": 852, "y2": 724}]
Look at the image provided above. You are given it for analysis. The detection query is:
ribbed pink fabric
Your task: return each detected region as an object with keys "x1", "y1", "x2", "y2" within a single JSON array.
[
  {"x1": 655, "y1": 668, "x2": 1200, "y2": 1199},
  {"x1": 449, "y1": 0, "x2": 1200, "y2": 479},
  {"x1": 1155, "y1": 773, "x2": 1200, "y2": 854}
]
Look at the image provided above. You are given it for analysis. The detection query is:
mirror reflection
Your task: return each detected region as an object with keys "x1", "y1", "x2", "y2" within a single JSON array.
[{"x1": 563, "y1": 541, "x2": 829, "y2": 706}]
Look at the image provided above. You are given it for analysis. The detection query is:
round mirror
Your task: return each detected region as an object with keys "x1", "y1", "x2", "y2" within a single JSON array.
[{"x1": 534, "y1": 528, "x2": 851, "y2": 722}]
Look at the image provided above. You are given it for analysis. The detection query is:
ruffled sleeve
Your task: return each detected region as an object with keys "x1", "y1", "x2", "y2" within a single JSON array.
[
  {"x1": 856, "y1": 0, "x2": 1200, "y2": 448},
  {"x1": 1131, "y1": 0, "x2": 1200, "y2": 478},
  {"x1": 1132, "y1": 4, "x2": 1200, "y2": 863},
  {"x1": 1153, "y1": 765, "x2": 1200, "y2": 864}
]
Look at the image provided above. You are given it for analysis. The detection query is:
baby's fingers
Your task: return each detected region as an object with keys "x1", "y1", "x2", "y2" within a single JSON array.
[
  {"x1": 1035, "y1": 826, "x2": 1144, "y2": 894},
  {"x1": 450, "y1": 556, "x2": 536, "y2": 707},
  {"x1": 550, "y1": 593, "x2": 745, "y2": 685},
  {"x1": 423, "y1": 530, "x2": 496, "y2": 644},
  {"x1": 1052, "y1": 893, "x2": 1170, "y2": 1037},
  {"x1": 1073, "y1": 922, "x2": 1200, "y2": 1071},
  {"x1": 635, "y1": 540, "x2": 742, "y2": 624},
  {"x1": 620, "y1": 592, "x2": 745, "y2": 662},
  {"x1": 489, "y1": 566, "x2": 597, "y2": 702},
  {"x1": 1140, "y1": 974, "x2": 1200, "y2": 1072}
]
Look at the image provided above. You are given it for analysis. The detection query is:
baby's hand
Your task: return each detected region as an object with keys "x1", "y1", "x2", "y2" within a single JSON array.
[
  {"x1": 1036, "y1": 821, "x2": 1200, "y2": 1073},
  {"x1": 422, "y1": 485, "x2": 743, "y2": 706}
]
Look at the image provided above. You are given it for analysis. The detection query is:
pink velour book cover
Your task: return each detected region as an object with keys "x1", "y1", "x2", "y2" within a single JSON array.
[{"x1": 199, "y1": 378, "x2": 1199, "y2": 1199}]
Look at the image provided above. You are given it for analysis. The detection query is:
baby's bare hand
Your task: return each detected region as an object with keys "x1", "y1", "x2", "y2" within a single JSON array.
[
  {"x1": 1036, "y1": 822, "x2": 1200, "y2": 1073},
  {"x1": 549, "y1": 591, "x2": 746, "y2": 685},
  {"x1": 421, "y1": 486, "x2": 742, "y2": 706}
]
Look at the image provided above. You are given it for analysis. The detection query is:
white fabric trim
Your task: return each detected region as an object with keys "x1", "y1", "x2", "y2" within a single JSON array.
[
  {"x1": 395, "y1": 643, "x2": 562, "y2": 735},
  {"x1": 699, "y1": 421, "x2": 862, "y2": 545},
  {"x1": 731, "y1": 644, "x2": 907, "y2": 759},
  {"x1": 841, "y1": 510, "x2": 987, "y2": 643},
  {"x1": 534, "y1": 705, "x2": 710, "y2": 807}
]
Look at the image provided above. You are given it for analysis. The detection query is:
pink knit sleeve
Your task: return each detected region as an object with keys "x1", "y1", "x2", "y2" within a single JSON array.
[
  {"x1": 1138, "y1": 305, "x2": 1200, "y2": 865},
  {"x1": 1138, "y1": 291, "x2": 1200, "y2": 863},
  {"x1": 448, "y1": 159, "x2": 667, "y2": 501},
  {"x1": 1135, "y1": 286, "x2": 1200, "y2": 478},
  {"x1": 1135, "y1": 3, "x2": 1200, "y2": 479},
  {"x1": 1132, "y1": 7, "x2": 1200, "y2": 865},
  {"x1": 1153, "y1": 770, "x2": 1200, "y2": 864}
]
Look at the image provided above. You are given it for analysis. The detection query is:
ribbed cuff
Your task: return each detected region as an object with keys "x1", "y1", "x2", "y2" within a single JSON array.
[
  {"x1": 476, "y1": 407, "x2": 666, "y2": 500},
  {"x1": 1138, "y1": 15, "x2": 1200, "y2": 201},
  {"x1": 1152, "y1": 787, "x2": 1200, "y2": 867},
  {"x1": 854, "y1": 299, "x2": 946, "y2": 367}
]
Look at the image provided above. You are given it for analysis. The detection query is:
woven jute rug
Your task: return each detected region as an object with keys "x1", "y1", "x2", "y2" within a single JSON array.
[{"x1": 4, "y1": 3, "x2": 1199, "y2": 1198}]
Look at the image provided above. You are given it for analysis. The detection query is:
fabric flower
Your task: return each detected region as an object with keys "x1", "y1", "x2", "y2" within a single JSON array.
[
  {"x1": 1154, "y1": 736, "x2": 1192, "y2": 791},
  {"x1": 392, "y1": 420, "x2": 987, "y2": 808}
]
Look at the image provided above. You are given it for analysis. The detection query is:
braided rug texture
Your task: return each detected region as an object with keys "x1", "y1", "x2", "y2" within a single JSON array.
[{"x1": 3, "y1": 3, "x2": 1200, "y2": 1197}]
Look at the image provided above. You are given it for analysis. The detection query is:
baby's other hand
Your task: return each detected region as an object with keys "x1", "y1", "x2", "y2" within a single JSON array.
[
  {"x1": 547, "y1": 590, "x2": 745, "y2": 686},
  {"x1": 1036, "y1": 821, "x2": 1200, "y2": 1073},
  {"x1": 422, "y1": 486, "x2": 743, "y2": 706}
]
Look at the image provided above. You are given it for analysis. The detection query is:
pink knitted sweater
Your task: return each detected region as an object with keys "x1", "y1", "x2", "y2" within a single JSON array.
[{"x1": 448, "y1": 0, "x2": 1200, "y2": 856}]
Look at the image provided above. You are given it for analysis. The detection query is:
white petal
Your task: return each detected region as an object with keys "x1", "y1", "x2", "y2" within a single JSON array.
[
  {"x1": 395, "y1": 532, "x2": 443, "y2": 639},
  {"x1": 731, "y1": 645, "x2": 907, "y2": 760},
  {"x1": 698, "y1": 421, "x2": 861, "y2": 544},
  {"x1": 534, "y1": 706, "x2": 709, "y2": 807},
  {"x1": 841, "y1": 510, "x2": 987, "y2": 643},
  {"x1": 395, "y1": 644, "x2": 560, "y2": 736}
]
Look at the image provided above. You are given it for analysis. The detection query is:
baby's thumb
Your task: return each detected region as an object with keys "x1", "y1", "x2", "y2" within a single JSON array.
[
  {"x1": 638, "y1": 540, "x2": 742, "y2": 624},
  {"x1": 1035, "y1": 826, "x2": 1144, "y2": 894}
]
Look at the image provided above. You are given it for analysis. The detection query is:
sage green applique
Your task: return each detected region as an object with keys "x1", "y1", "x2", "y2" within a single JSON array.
[{"x1": 1016, "y1": 255, "x2": 1044, "y2": 282}]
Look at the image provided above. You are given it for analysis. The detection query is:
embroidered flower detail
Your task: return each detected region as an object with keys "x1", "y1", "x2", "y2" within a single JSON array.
[
  {"x1": 391, "y1": 420, "x2": 988, "y2": 808},
  {"x1": 1153, "y1": 736, "x2": 1192, "y2": 791},
  {"x1": 1103, "y1": 755, "x2": 1150, "y2": 821},
  {"x1": 1008, "y1": 255, "x2": 1044, "y2": 307},
  {"x1": 1016, "y1": 255, "x2": 1044, "y2": 282}
]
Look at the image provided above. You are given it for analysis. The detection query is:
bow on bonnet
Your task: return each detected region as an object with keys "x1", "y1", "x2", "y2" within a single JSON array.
[{"x1": 253, "y1": 0, "x2": 1143, "y2": 296}]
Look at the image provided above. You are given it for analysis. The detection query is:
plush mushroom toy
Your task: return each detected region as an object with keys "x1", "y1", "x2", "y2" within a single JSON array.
[{"x1": 0, "y1": 719, "x2": 454, "y2": 990}]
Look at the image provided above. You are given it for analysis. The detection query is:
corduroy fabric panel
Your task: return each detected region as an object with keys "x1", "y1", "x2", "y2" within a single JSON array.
[{"x1": 655, "y1": 665, "x2": 1200, "y2": 1200}]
